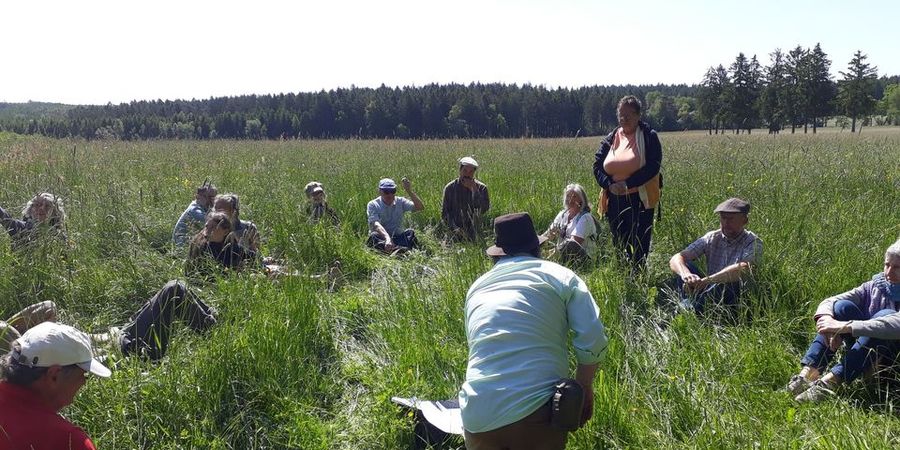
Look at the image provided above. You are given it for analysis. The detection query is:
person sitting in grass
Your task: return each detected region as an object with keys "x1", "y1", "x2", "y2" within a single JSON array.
[
  {"x1": 668, "y1": 197, "x2": 762, "y2": 315},
  {"x1": 441, "y1": 156, "x2": 490, "y2": 242},
  {"x1": 540, "y1": 183, "x2": 598, "y2": 268},
  {"x1": 213, "y1": 193, "x2": 260, "y2": 253},
  {"x1": 366, "y1": 177, "x2": 424, "y2": 255},
  {"x1": 303, "y1": 181, "x2": 339, "y2": 226},
  {"x1": 173, "y1": 181, "x2": 217, "y2": 247},
  {"x1": 187, "y1": 212, "x2": 257, "y2": 275},
  {"x1": 0, "y1": 322, "x2": 111, "y2": 450},
  {"x1": 1, "y1": 192, "x2": 67, "y2": 248},
  {"x1": 786, "y1": 239, "x2": 900, "y2": 403}
]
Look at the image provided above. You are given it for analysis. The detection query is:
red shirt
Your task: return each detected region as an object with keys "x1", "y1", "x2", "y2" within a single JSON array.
[{"x1": 0, "y1": 382, "x2": 96, "y2": 450}]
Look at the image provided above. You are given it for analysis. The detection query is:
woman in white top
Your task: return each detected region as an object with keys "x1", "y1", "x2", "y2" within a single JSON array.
[{"x1": 541, "y1": 183, "x2": 597, "y2": 267}]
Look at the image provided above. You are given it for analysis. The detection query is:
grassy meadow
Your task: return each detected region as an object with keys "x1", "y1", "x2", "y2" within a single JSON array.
[{"x1": 1, "y1": 129, "x2": 899, "y2": 449}]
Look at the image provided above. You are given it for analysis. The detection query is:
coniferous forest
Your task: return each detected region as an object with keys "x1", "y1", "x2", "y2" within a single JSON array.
[{"x1": 2, "y1": 45, "x2": 899, "y2": 140}]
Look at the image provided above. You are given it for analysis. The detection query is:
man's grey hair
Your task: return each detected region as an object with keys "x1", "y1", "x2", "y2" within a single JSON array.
[{"x1": 887, "y1": 239, "x2": 900, "y2": 261}]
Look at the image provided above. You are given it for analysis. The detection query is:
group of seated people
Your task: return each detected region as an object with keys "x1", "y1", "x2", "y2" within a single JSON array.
[{"x1": 0, "y1": 155, "x2": 898, "y2": 447}]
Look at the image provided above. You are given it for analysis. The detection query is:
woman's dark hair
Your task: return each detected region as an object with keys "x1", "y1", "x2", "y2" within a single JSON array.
[
  {"x1": 617, "y1": 95, "x2": 642, "y2": 115},
  {"x1": 0, "y1": 353, "x2": 48, "y2": 386}
]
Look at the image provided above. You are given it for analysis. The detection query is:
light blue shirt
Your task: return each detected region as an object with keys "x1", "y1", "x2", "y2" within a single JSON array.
[
  {"x1": 459, "y1": 256, "x2": 608, "y2": 433},
  {"x1": 366, "y1": 196, "x2": 415, "y2": 235},
  {"x1": 172, "y1": 201, "x2": 208, "y2": 246}
]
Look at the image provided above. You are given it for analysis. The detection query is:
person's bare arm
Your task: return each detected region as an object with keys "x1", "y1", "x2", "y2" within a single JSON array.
[
  {"x1": 402, "y1": 177, "x2": 424, "y2": 212},
  {"x1": 575, "y1": 363, "x2": 598, "y2": 427}
]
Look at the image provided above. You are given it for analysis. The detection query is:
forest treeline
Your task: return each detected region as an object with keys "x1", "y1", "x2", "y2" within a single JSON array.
[{"x1": 1, "y1": 45, "x2": 899, "y2": 140}]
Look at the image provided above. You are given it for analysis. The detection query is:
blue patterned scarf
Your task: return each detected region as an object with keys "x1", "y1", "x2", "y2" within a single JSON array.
[{"x1": 873, "y1": 273, "x2": 900, "y2": 303}]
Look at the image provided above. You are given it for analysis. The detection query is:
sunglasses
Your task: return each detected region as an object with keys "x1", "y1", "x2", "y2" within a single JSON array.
[{"x1": 381, "y1": 189, "x2": 396, "y2": 194}]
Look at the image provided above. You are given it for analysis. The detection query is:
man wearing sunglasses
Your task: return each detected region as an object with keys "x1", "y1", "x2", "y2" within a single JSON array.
[
  {"x1": 0, "y1": 322, "x2": 111, "y2": 449},
  {"x1": 366, "y1": 177, "x2": 425, "y2": 255}
]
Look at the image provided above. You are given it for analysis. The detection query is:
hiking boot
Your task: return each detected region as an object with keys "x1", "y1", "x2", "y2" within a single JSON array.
[
  {"x1": 784, "y1": 374, "x2": 811, "y2": 396},
  {"x1": 795, "y1": 379, "x2": 836, "y2": 403}
]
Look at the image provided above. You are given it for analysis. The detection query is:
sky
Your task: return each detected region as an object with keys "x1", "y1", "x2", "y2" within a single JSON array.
[{"x1": 1, "y1": 0, "x2": 898, "y2": 105}]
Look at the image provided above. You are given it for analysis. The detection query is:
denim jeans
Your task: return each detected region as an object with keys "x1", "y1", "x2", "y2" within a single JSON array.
[
  {"x1": 673, "y1": 262, "x2": 740, "y2": 315},
  {"x1": 800, "y1": 300, "x2": 899, "y2": 382},
  {"x1": 120, "y1": 280, "x2": 216, "y2": 361},
  {"x1": 366, "y1": 228, "x2": 419, "y2": 252}
]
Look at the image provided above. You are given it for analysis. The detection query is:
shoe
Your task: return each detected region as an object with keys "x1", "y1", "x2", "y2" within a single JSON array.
[
  {"x1": 794, "y1": 379, "x2": 836, "y2": 403},
  {"x1": 784, "y1": 374, "x2": 811, "y2": 396}
]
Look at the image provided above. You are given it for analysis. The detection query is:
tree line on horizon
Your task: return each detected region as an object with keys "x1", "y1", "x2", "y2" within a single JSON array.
[{"x1": 1, "y1": 46, "x2": 898, "y2": 140}]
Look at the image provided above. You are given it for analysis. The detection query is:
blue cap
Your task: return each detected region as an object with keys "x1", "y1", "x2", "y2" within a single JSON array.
[{"x1": 378, "y1": 178, "x2": 397, "y2": 190}]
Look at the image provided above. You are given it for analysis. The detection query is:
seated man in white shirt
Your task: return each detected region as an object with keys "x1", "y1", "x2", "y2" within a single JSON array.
[{"x1": 365, "y1": 177, "x2": 424, "y2": 254}]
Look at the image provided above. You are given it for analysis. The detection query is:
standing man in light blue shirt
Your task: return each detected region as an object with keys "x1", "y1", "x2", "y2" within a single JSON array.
[
  {"x1": 460, "y1": 212, "x2": 608, "y2": 449},
  {"x1": 172, "y1": 181, "x2": 217, "y2": 246},
  {"x1": 366, "y1": 177, "x2": 424, "y2": 254}
]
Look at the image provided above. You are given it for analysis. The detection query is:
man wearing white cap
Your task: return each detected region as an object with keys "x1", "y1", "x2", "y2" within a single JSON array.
[
  {"x1": 366, "y1": 176, "x2": 424, "y2": 254},
  {"x1": 441, "y1": 156, "x2": 490, "y2": 241},
  {"x1": 0, "y1": 321, "x2": 110, "y2": 449}
]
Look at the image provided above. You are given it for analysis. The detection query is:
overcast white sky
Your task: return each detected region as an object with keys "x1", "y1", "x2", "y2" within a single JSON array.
[{"x1": 1, "y1": 0, "x2": 897, "y2": 105}]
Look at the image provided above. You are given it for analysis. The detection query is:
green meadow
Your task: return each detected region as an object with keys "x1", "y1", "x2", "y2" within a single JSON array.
[{"x1": 1, "y1": 129, "x2": 899, "y2": 449}]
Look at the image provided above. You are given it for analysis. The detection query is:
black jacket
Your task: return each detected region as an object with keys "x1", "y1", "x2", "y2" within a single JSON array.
[{"x1": 592, "y1": 121, "x2": 662, "y2": 190}]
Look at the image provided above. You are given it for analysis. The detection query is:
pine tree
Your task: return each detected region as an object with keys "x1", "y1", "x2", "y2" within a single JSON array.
[
  {"x1": 837, "y1": 50, "x2": 879, "y2": 132},
  {"x1": 806, "y1": 43, "x2": 835, "y2": 133},
  {"x1": 760, "y1": 49, "x2": 787, "y2": 134}
]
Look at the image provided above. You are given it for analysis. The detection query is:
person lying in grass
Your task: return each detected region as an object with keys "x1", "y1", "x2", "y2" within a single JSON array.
[
  {"x1": 1, "y1": 283, "x2": 216, "y2": 364},
  {"x1": 0, "y1": 192, "x2": 67, "y2": 248},
  {"x1": 786, "y1": 239, "x2": 900, "y2": 403},
  {"x1": 186, "y1": 212, "x2": 258, "y2": 276},
  {"x1": 213, "y1": 193, "x2": 260, "y2": 253}
]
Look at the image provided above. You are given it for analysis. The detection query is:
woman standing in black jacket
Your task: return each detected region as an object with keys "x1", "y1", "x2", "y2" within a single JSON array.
[{"x1": 593, "y1": 95, "x2": 662, "y2": 269}]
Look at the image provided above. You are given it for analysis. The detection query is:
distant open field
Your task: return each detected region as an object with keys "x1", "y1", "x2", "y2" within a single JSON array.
[{"x1": 1, "y1": 129, "x2": 899, "y2": 449}]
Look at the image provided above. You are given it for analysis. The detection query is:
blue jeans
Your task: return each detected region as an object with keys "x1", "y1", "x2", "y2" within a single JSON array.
[
  {"x1": 800, "y1": 300, "x2": 899, "y2": 382},
  {"x1": 673, "y1": 262, "x2": 740, "y2": 315},
  {"x1": 366, "y1": 228, "x2": 419, "y2": 252}
]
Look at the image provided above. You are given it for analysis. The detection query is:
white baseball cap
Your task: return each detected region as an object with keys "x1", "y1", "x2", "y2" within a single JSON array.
[
  {"x1": 11, "y1": 322, "x2": 111, "y2": 377},
  {"x1": 458, "y1": 156, "x2": 479, "y2": 168}
]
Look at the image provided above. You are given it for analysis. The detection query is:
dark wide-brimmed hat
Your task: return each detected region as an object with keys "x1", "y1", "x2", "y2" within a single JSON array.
[
  {"x1": 486, "y1": 212, "x2": 548, "y2": 257},
  {"x1": 714, "y1": 197, "x2": 751, "y2": 214}
]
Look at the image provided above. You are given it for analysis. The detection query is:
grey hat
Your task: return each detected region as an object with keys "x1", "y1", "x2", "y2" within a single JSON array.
[
  {"x1": 714, "y1": 198, "x2": 751, "y2": 214},
  {"x1": 378, "y1": 178, "x2": 397, "y2": 190}
]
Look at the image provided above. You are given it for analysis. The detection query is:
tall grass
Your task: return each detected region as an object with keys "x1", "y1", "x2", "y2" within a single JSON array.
[{"x1": 1, "y1": 129, "x2": 899, "y2": 448}]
